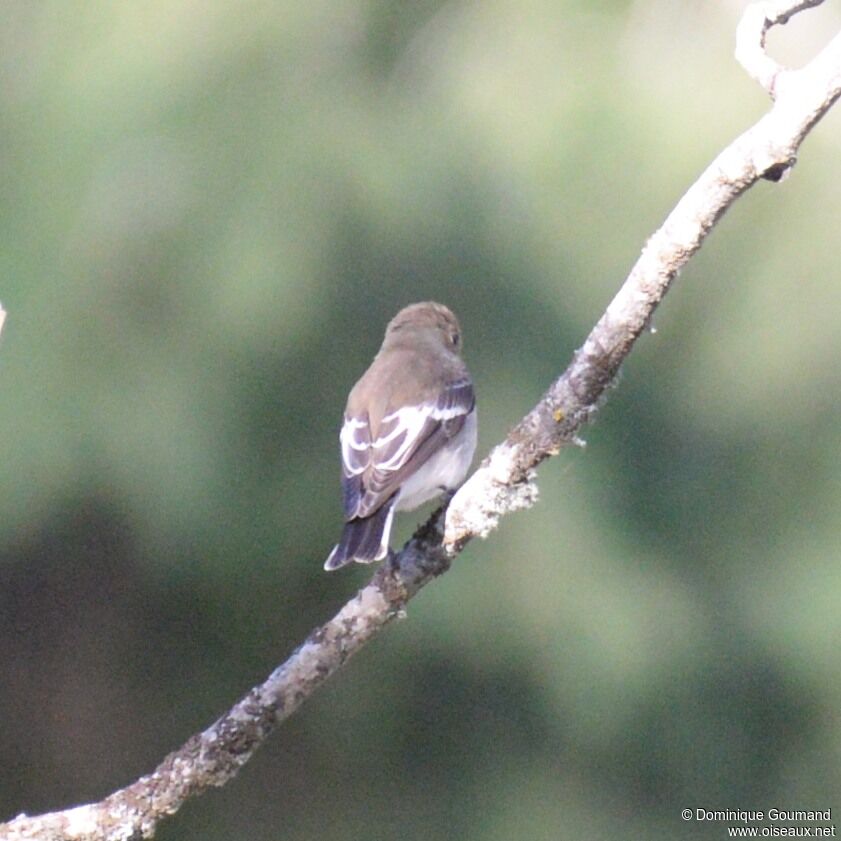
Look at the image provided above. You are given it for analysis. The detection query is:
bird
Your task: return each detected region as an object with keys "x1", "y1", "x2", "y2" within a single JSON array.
[{"x1": 324, "y1": 302, "x2": 477, "y2": 570}]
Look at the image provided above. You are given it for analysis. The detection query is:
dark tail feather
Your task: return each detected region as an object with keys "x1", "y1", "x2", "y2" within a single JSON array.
[{"x1": 324, "y1": 502, "x2": 396, "y2": 571}]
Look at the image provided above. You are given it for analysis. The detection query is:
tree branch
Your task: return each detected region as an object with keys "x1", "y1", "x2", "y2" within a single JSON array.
[{"x1": 4, "y1": 2, "x2": 841, "y2": 839}]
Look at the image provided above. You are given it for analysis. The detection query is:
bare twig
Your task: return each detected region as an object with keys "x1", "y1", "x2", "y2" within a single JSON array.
[
  {"x1": 735, "y1": 0, "x2": 825, "y2": 93},
  {"x1": 3, "y1": 2, "x2": 840, "y2": 839}
]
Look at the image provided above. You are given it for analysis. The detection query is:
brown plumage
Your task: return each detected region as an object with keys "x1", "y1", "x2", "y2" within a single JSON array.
[{"x1": 325, "y1": 302, "x2": 477, "y2": 570}]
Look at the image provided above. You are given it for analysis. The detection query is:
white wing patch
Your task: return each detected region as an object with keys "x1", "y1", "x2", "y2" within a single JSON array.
[
  {"x1": 340, "y1": 415, "x2": 370, "y2": 476},
  {"x1": 373, "y1": 405, "x2": 429, "y2": 471},
  {"x1": 338, "y1": 377, "x2": 475, "y2": 520}
]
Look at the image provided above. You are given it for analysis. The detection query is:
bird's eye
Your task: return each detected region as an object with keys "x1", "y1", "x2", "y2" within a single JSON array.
[{"x1": 450, "y1": 330, "x2": 460, "y2": 347}]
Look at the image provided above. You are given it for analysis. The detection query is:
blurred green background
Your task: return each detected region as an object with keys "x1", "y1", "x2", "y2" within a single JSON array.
[{"x1": 1, "y1": 2, "x2": 840, "y2": 839}]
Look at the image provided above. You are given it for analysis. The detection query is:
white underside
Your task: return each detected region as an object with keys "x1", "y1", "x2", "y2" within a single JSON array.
[{"x1": 395, "y1": 410, "x2": 477, "y2": 511}]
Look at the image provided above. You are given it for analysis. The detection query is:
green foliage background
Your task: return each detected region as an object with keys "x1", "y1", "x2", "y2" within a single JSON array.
[{"x1": 1, "y1": 2, "x2": 840, "y2": 839}]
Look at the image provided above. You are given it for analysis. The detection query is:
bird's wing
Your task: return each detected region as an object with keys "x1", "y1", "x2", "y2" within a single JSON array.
[{"x1": 339, "y1": 378, "x2": 474, "y2": 520}]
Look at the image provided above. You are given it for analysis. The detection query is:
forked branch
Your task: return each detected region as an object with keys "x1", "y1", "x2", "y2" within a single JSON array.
[{"x1": 3, "y1": 2, "x2": 840, "y2": 839}]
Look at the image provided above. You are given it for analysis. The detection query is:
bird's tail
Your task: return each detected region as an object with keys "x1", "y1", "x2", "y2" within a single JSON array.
[{"x1": 324, "y1": 501, "x2": 396, "y2": 571}]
